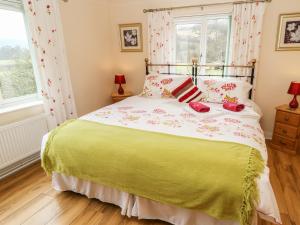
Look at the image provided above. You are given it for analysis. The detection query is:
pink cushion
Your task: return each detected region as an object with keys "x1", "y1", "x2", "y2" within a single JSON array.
[
  {"x1": 189, "y1": 102, "x2": 210, "y2": 113},
  {"x1": 223, "y1": 102, "x2": 245, "y2": 112}
]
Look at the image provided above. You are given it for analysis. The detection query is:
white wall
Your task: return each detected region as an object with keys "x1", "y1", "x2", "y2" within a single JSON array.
[
  {"x1": 255, "y1": 0, "x2": 300, "y2": 137},
  {"x1": 59, "y1": 0, "x2": 114, "y2": 116},
  {"x1": 0, "y1": 104, "x2": 43, "y2": 126}
]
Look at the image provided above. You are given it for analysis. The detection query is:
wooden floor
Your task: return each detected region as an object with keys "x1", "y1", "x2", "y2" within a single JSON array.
[{"x1": 0, "y1": 143, "x2": 299, "y2": 225}]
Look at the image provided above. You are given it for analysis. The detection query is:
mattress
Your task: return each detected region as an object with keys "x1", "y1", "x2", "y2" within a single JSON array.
[{"x1": 41, "y1": 96, "x2": 281, "y2": 225}]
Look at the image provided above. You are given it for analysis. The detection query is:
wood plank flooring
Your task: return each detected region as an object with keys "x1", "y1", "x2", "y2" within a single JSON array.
[{"x1": 0, "y1": 143, "x2": 299, "y2": 225}]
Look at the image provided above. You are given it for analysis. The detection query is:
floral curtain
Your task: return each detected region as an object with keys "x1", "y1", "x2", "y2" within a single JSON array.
[
  {"x1": 148, "y1": 11, "x2": 173, "y2": 74},
  {"x1": 22, "y1": 0, "x2": 77, "y2": 129},
  {"x1": 230, "y1": 2, "x2": 266, "y2": 79}
]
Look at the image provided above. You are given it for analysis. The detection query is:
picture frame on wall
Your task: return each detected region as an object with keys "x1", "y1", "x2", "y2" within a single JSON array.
[
  {"x1": 276, "y1": 13, "x2": 300, "y2": 51},
  {"x1": 119, "y1": 23, "x2": 143, "y2": 52}
]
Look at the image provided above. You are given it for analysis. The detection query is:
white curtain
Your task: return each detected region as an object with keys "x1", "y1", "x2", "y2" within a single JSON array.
[
  {"x1": 148, "y1": 11, "x2": 173, "y2": 74},
  {"x1": 22, "y1": 0, "x2": 77, "y2": 129},
  {"x1": 230, "y1": 2, "x2": 266, "y2": 76}
]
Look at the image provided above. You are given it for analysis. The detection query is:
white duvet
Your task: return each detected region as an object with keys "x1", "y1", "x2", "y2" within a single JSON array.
[
  {"x1": 42, "y1": 96, "x2": 281, "y2": 224},
  {"x1": 83, "y1": 96, "x2": 266, "y2": 159}
]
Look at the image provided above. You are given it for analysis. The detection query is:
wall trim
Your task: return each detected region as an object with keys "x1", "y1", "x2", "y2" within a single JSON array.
[
  {"x1": 0, "y1": 152, "x2": 40, "y2": 180},
  {"x1": 264, "y1": 131, "x2": 273, "y2": 140}
]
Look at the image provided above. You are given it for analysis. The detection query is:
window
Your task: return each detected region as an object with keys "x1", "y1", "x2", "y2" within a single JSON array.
[
  {"x1": 175, "y1": 15, "x2": 231, "y2": 75},
  {"x1": 176, "y1": 23, "x2": 202, "y2": 64},
  {"x1": 0, "y1": 3, "x2": 39, "y2": 109}
]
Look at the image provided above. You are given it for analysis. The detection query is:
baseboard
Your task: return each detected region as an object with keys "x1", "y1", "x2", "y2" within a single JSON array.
[
  {"x1": 264, "y1": 131, "x2": 273, "y2": 140},
  {"x1": 0, "y1": 152, "x2": 40, "y2": 180}
]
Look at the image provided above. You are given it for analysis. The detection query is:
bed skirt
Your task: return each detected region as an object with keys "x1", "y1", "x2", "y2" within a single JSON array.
[{"x1": 52, "y1": 172, "x2": 276, "y2": 225}]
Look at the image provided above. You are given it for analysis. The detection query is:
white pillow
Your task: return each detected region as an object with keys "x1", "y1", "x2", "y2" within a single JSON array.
[
  {"x1": 140, "y1": 74, "x2": 191, "y2": 98},
  {"x1": 198, "y1": 77, "x2": 252, "y2": 104}
]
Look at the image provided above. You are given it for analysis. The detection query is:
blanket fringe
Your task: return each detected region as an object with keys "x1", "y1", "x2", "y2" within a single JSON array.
[{"x1": 240, "y1": 149, "x2": 264, "y2": 225}]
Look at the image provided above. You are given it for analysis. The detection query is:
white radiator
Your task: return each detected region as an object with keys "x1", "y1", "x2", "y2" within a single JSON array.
[{"x1": 0, "y1": 114, "x2": 49, "y2": 179}]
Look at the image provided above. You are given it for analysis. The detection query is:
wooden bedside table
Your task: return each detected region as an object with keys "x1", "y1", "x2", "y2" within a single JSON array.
[
  {"x1": 112, "y1": 91, "x2": 133, "y2": 103},
  {"x1": 271, "y1": 104, "x2": 300, "y2": 154}
]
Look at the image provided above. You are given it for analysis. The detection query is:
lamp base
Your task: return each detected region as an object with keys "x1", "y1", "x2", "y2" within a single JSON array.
[
  {"x1": 118, "y1": 84, "x2": 124, "y2": 95},
  {"x1": 289, "y1": 95, "x2": 299, "y2": 109}
]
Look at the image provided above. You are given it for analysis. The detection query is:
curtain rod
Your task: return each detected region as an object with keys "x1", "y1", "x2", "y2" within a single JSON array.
[{"x1": 143, "y1": 0, "x2": 271, "y2": 13}]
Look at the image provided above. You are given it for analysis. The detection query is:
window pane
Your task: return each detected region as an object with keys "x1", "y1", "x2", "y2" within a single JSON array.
[
  {"x1": 176, "y1": 23, "x2": 201, "y2": 64},
  {"x1": 206, "y1": 18, "x2": 230, "y2": 75},
  {"x1": 0, "y1": 8, "x2": 37, "y2": 102}
]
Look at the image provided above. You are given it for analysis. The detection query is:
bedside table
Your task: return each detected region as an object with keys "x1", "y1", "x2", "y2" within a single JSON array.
[
  {"x1": 271, "y1": 104, "x2": 300, "y2": 154},
  {"x1": 112, "y1": 91, "x2": 133, "y2": 103}
]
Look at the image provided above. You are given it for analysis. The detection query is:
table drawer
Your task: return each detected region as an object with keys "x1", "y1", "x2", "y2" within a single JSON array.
[
  {"x1": 276, "y1": 110, "x2": 300, "y2": 126},
  {"x1": 274, "y1": 123, "x2": 298, "y2": 139},
  {"x1": 272, "y1": 134, "x2": 296, "y2": 151}
]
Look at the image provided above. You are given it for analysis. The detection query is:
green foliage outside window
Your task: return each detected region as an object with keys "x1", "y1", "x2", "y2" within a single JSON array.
[{"x1": 0, "y1": 45, "x2": 37, "y2": 100}]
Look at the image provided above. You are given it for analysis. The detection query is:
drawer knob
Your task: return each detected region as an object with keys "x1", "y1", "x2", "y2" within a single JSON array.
[
  {"x1": 282, "y1": 129, "x2": 287, "y2": 134},
  {"x1": 279, "y1": 140, "x2": 287, "y2": 146},
  {"x1": 284, "y1": 117, "x2": 289, "y2": 121}
]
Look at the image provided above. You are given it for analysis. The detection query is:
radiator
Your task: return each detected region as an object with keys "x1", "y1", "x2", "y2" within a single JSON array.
[{"x1": 0, "y1": 114, "x2": 49, "y2": 179}]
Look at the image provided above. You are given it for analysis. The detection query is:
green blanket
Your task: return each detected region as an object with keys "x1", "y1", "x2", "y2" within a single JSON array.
[{"x1": 42, "y1": 119, "x2": 264, "y2": 225}]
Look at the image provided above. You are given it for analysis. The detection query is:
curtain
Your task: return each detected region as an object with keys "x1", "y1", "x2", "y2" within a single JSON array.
[
  {"x1": 148, "y1": 11, "x2": 173, "y2": 74},
  {"x1": 22, "y1": 0, "x2": 77, "y2": 129},
  {"x1": 230, "y1": 2, "x2": 266, "y2": 77}
]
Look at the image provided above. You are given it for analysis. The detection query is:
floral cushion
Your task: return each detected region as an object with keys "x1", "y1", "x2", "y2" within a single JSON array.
[
  {"x1": 140, "y1": 75, "x2": 191, "y2": 98},
  {"x1": 198, "y1": 78, "x2": 252, "y2": 104}
]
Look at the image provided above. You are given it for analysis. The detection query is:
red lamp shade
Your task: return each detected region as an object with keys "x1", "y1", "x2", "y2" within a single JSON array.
[
  {"x1": 287, "y1": 82, "x2": 300, "y2": 109},
  {"x1": 288, "y1": 82, "x2": 300, "y2": 95},
  {"x1": 115, "y1": 74, "x2": 126, "y2": 84},
  {"x1": 115, "y1": 74, "x2": 126, "y2": 95}
]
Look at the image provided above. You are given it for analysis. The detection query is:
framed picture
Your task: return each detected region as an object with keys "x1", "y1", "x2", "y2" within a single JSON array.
[
  {"x1": 119, "y1": 23, "x2": 143, "y2": 52},
  {"x1": 276, "y1": 13, "x2": 300, "y2": 51}
]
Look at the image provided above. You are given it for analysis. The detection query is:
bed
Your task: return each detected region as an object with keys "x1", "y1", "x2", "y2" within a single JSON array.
[{"x1": 41, "y1": 60, "x2": 281, "y2": 225}]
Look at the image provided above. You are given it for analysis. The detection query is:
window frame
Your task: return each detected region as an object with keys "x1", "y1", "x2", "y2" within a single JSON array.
[
  {"x1": 0, "y1": 1, "x2": 41, "y2": 110},
  {"x1": 173, "y1": 14, "x2": 232, "y2": 75}
]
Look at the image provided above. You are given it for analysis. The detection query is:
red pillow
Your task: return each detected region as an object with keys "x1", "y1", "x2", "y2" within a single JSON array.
[{"x1": 171, "y1": 77, "x2": 202, "y2": 103}]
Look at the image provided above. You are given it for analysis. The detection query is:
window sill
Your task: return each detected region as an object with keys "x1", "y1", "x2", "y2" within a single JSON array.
[{"x1": 0, "y1": 100, "x2": 44, "y2": 115}]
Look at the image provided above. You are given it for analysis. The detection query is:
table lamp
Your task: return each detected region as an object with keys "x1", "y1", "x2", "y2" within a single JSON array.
[
  {"x1": 287, "y1": 81, "x2": 300, "y2": 109},
  {"x1": 115, "y1": 74, "x2": 126, "y2": 95}
]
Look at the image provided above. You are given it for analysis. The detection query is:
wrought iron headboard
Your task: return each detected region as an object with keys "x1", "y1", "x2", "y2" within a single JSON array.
[{"x1": 144, "y1": 58, "x2": 256, "y2": 99}]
